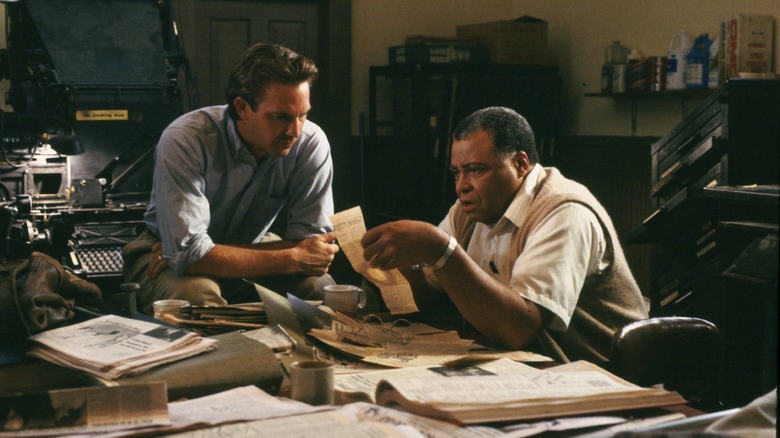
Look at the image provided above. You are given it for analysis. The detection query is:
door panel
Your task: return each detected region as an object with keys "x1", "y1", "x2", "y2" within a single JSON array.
[
  {"x1": 205, "y1": 19, "x2": 250, "y2": 105},
  {"x1": 184, "y1": 1, "x2": 318, "y2": 109}
]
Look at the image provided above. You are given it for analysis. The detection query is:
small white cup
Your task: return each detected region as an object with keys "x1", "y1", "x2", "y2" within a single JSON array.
[
  {"x1": 290, "y1": 360, "x2": 334, "y2": 405},
  {"x1": 153, "y1": 299, "x2": 190, "y2": 322},
  {"x1": 323, "y1": 285, "x2": 367, "y2": 315}
]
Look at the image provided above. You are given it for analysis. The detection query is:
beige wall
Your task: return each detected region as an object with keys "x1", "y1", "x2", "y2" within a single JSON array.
[{"x1": 352, "y1": 0, "x2": 779, "y2": 137}]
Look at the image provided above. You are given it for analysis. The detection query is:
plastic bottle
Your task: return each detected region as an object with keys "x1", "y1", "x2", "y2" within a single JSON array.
[
  {"x1": 603, "y1": 41, "x2": 629, "y2": 93},
  {"x1": 685, "y1": 33, "x2": 712, "y2": 89},
  {"x1": 627, "y1": 48, "x2": 650, "y2": 92},
  {"x1": 666, "y1": 31, "x2": 691, "y2": 90}
]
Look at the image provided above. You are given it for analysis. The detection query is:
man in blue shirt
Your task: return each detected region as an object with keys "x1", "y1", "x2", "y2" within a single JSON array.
[{"x1": 123, "y1": 43, "x2": 339, "y2": 313}]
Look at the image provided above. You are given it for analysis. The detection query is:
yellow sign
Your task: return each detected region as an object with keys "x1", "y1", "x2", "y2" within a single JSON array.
[{"x1": 75, "y1": 109, "x2": 129, "y2": 121}]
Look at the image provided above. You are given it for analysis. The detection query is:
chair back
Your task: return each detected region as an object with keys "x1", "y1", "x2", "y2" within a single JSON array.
[{"x1": 611, "y1": 316, "x2": 722, "y2": 410}]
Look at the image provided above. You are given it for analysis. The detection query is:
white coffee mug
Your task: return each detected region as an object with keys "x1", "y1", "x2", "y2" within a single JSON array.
[
  {"x1": 152, "y1": 299, "x2": 190, "y2": 322},
  {"x1": 323, "y1": 285, "x2": 367, "y2": 315},
  {"x1": 290, "y1": 360, "x2": 334, "y2": 405}
]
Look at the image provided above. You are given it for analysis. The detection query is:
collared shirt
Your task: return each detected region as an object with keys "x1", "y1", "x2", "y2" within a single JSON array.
[
  {"x1": 439, "y1": 164, "x2": 607, "y2": 331},
  {"x1": 144, "y1": 105, "x2": 334, "y2": 274}
]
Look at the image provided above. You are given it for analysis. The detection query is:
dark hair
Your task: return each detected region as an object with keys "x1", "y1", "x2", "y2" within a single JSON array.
[
  {"x1": 451, "y1": 107, "x2": 539, "y2": 163},
  {"x1": 225, "y1": 43, "x2": 319, "y2": 120}
]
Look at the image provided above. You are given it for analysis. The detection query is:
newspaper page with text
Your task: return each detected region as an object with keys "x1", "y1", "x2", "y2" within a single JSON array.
[
  {"x1": 341, "y1": 358, "x2": 686, "y2": 424},
  {"x1": 28, "y1": 315, "x2": 217, "y2": 380}
]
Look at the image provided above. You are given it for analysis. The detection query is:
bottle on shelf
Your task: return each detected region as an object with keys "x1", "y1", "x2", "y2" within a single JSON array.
[
  {"x1": 602, "y1": 40, "x2": 629, "y2": 93},
  {"x1": 666, "y1": 31, "x2": 691, "y2": 90},
  {"x1": 649, "y1": 56, "x2": 667, "y2": 92},
  {"x1": 601, "y1": 59, "x2": 612, "y2": 93},
  {"x1": 685, "y1": 33, "x2": 712, "y2": 89},
  {"x1": 627, "y1": 48, "x2": 650, "y2": 93}
]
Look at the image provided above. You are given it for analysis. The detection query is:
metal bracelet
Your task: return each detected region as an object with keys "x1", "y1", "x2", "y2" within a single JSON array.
[{"x1": 430, "y1": 235, "x2": 457, "y2": 270}]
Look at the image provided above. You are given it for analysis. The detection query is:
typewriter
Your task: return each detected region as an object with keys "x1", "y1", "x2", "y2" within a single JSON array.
[{"x1": 68, "y1": 222, "x2": 144, "y2": 278}]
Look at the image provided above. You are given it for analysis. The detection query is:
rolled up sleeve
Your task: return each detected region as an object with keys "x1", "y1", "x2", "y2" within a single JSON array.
[{"x1": 153, "y1": 127, "x2": 216, "y2": 275}]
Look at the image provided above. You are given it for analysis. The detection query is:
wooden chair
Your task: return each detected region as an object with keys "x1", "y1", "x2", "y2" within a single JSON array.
[{"x1": 611, "y1": 316, "x2": 723, "y2": 411}]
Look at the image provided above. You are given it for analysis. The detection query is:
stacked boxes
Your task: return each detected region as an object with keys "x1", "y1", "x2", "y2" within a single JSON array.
[{"x1": 456, "y1": 15, "x2": 548, "y2": 65}]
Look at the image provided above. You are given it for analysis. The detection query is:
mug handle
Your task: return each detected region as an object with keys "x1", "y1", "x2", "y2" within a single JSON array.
[{"x1": 356, "y1": 288, "x2": 368, "y2": 309}]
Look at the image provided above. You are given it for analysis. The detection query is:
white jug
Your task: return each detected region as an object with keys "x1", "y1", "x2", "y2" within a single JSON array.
[{"x1": 666, "y1": 31, "x2": 691, "y2": 90}]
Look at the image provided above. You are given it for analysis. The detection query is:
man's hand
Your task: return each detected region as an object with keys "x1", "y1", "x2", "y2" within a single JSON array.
[
  {"x1": 157, "y1": 232, "x2": 340, "y2": 279},
  {"x1": 147, "y1": 241, "x2": 169, "y2": 278},
  {"x1": 293, "y1": 231, "x2": 340, "y2": 275},
  {"x1": 361, "y1": 220, "x2": 450, "y2": 270}
]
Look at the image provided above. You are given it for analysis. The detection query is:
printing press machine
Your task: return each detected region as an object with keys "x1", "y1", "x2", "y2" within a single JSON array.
[{"x1": 0, "y1": 0, "x2": 191, "y2": 293}]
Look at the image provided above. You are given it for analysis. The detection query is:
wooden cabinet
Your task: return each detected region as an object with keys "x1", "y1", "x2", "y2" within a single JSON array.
[
  {"x1": 629, "y1": 80, "x2": 779, "y2": 312},
  {"x1": 627, "y1": 79, "x2": 780, "y2": 407},
  {"x1": 703, "y1": 185, "x2": 778, "y2": 407},
  {"x1": 365, "y1": 63, "x2": 560, "y2": 225}
]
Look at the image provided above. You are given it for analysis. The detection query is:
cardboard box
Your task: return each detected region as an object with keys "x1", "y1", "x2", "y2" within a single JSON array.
[
  {"x1": 456, "y1": 15, "x2": 548, "y2": 65},
  {"x1": 726, "y1": 14, "x2": 775, "y2": 78},
  {"x1": 388, "y1": 44, "x2": 488, "y2": 65}
]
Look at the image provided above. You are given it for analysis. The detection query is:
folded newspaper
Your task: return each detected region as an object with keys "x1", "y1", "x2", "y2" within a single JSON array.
[{"x1": 28, "y1": 314, "x2": 218, "y2": 380}]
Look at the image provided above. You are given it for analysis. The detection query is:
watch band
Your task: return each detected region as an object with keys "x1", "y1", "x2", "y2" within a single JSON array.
[{"x1": 430, "y1": 235, "x2": 457, "y2": 270}]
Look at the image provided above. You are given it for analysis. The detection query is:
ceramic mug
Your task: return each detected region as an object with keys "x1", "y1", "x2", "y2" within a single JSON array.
[
  {"x1": 322, "y1": 284, "x2": 367, "y2": 315},
  {"x1": 290, "y1": 360, "x2": 334, "y2": 405},
  {"x1": 152, "y1": 299, "x2": 190, "y2": 322}
]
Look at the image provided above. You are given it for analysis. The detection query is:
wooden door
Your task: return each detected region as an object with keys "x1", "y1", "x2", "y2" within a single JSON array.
[{"x1": 173, "y1": 0, "x2": 319, "y2": 112}]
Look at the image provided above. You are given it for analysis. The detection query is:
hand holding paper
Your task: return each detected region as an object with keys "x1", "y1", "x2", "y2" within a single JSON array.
[{"x1": 330, "y1": 207, "x2": 418, "y2": 314}]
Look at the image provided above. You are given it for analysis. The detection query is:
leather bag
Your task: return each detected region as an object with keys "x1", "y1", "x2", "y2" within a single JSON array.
[{"x1": 0, "y1": 251, "x2": 102, "y2": 338}]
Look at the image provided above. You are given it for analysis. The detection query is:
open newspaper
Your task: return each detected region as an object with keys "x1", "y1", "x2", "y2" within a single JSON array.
[
  {"x1": 27, "y1": 314, "x2": 218, "y2": 380},
  {"x1": 336, "y1": 358, "x2": 686, "y2": 425}
]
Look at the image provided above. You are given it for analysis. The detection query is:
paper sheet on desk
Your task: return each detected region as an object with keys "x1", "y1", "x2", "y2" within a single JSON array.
[{"x1": 331, "y1": 206, "x2": 418, "y2": 314}]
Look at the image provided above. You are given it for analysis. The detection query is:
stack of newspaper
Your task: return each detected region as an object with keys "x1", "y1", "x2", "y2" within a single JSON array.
[
  {"x1": 164, "y1": 303, "x2": 268, "y2": 335},
  {"x1": 28, "y1": 314, "x2": 218, "y2": 380}
]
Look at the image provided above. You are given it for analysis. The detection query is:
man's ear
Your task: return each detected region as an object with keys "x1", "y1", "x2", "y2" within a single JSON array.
[
  {"x1": 234, "y1": 96, "x2": 250, "y2": 119},
  {"x1": 513, "y1": 151, "x2": 531, "y2": 177}
]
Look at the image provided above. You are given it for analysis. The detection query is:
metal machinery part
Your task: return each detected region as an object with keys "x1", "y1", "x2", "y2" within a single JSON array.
[{"x1": 0, "y1": 0, "x2": 192, "y2": 296}]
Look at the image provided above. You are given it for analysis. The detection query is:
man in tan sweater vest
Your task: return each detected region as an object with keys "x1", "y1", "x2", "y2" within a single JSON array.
[{"x1": 361, "y1": 107, "x2": 648, "y2": 363}]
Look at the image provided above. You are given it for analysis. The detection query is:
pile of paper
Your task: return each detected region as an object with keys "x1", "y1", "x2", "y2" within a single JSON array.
[
  {"x1": 307, "y1": 310, "x2": 551, "y2": 368},
  {"x1": 163, "y1": 303, "x2": 268, "y2": 335},
  {"x1": 28, "y1": 314, "x2": 218, "y2": 380}
]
